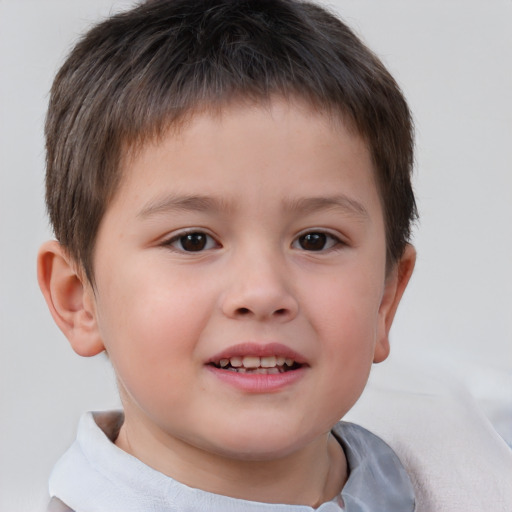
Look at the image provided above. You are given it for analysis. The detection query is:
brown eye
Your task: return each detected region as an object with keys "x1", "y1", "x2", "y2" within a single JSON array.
[
  {"x1": 180, "y1": 233, "x2": 208, "y2": 251},
  {"x1": 298, "y1": 233, "x2": 327, "y2": 251},
  {"x1": 294, "y1": 232, "x2": 340, "y2": 252},
  {"x1": 167, "y1": 232, "x2": 218, "y2": 252}
]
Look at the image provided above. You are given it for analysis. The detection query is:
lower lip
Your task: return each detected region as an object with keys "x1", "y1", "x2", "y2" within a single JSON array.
[{"x1": 206, "y1": 365, "x2": 307, "y2": 393}]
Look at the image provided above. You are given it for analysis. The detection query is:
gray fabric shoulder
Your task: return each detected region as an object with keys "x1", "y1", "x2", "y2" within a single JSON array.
[
  {"x1": 46, "y1": 497, "x2": 75, "y2": 512},
  {"x1": 332, "y1": 422, "x2": 415, "y2": 512}
]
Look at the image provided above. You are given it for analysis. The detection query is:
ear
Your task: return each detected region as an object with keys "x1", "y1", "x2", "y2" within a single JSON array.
[
  {"x1": 37, "y1": 240, "x2": 105, "y2": 357},
  {"x1": 373, "y1": 244, "x2": 416, "y2": 363}
]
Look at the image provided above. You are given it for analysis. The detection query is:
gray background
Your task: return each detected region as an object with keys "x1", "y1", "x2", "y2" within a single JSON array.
[{"x1": 1, "y1": 1, "x2": 511, "y2": 510}]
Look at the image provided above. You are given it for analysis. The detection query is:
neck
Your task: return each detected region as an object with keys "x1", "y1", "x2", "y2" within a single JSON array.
[{"x1": 115, "y1": 415, "x2": 347, "y2": 507}]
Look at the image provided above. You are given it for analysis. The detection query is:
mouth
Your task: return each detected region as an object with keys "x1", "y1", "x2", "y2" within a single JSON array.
[
  {"x1": 206, "y1": 343, "x2": 308, "y2": 392},
  {"x1": 209, "y1": 355, "x2": 303, "y2": 374}
]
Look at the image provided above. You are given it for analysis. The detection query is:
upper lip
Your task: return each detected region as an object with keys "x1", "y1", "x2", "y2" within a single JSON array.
[{"x1": 207, "y1": 342, "x2": 308, "y2": 365}]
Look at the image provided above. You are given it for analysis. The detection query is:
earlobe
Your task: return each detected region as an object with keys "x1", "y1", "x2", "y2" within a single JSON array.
[
  {"x1": 374, "y1": 244, "x2": 416, "y2": 363},
  {"x1": 37, "y1": 240, "x2": 105, "y2": 357}
]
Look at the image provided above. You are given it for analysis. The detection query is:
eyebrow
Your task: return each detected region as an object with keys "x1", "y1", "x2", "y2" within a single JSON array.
[
  {"x1": 137, "y1": 193, "x2": 368, "y2": 220},
  {"x1": 284, "y1": 195, "x2": 369, "y2": 220},
  {"x1": 137, "y1": 194, "x2": 233, "y2": 218}
]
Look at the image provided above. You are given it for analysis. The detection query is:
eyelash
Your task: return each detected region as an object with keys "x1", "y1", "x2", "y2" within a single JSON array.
[{"x1": 163, "y1": 229, "x2": 345, "y2": 254}]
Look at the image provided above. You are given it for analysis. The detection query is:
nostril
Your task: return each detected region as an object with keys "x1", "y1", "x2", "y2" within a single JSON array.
[{"x1": 235, "y1": 307, "x2": 290, "y2": 317}]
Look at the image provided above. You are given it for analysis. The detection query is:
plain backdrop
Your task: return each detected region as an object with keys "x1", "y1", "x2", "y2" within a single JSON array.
[{"x1": 1, "y1": 1, "x2": 511, "y2": 510}]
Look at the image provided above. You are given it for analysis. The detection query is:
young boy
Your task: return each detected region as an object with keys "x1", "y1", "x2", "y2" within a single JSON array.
[{"x1": 38, "y1": 0, "x2": 417, "y2": 510}]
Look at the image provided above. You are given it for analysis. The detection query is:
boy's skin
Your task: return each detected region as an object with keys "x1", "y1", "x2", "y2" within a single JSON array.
[{"x1": 38, "y1": 98, "x2": 415, "y2": 507}]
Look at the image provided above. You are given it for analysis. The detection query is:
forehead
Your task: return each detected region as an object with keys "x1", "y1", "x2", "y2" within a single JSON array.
[
  {"x1": 113, "y1": 98, "x2": 380, "y2": 220},
  {"x1": 121, "y1": 96, "x2": 365, "y2": 172}
]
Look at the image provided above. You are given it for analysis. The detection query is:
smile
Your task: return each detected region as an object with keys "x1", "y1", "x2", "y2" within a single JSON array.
[
  {"x1": 210, "y1": 355, "x2": 302, "y2": 374},
  {"x1": 206, "y1": 343, "x2": 308, "y2": 392}
]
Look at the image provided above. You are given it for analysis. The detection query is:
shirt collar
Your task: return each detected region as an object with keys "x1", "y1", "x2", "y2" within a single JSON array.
[{"x1": 49, "y1": 411, "x2": 414, "y2": 511}]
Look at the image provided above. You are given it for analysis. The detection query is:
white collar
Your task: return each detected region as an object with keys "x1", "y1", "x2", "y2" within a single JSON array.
[{"x1": 49, "y1": 411, "x2": 414, "y2": 512}]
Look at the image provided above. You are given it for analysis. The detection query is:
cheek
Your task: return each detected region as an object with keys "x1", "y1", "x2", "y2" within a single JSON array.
[
  {"x1": 94, "y1": 273, "x2": 212, "y2": 392},
  {"x1": 308, "y1": 269, "x2": 382, "y2": 340},
  {"x1": 304, "y1": 270, "x2": 383, "y2": 400}
]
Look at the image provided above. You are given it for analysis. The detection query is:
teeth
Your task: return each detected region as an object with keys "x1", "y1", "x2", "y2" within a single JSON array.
[
  {"x1": 260, "y1": 356, "x2": 277, "y2": 368},
  {"x1": 242, "y1": 356, "x2": 261, "y2": 368},
  {"x1": 218, "y1": 355, "x2": 297, "y2": 370},
  {"x1": 243, "y1": 367, "x2": 281, "y2": 374},
  {"x1": 230, "y1": 356, "x2": 243, "y2": 368}
]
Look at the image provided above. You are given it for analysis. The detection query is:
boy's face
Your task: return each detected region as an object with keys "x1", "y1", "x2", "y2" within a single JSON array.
[{"x1": 82, "y1": 99, "x2": 408, "y2": 464}]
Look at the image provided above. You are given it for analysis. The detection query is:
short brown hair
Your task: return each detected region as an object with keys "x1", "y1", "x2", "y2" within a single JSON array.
[{"x1": 45, "y1": 0, "x2": 417, "y2": 282}]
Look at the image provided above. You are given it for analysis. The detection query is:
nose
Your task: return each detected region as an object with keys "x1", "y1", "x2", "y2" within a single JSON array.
[{"x1": 220, "y1": 249, "x2": 299, "y2": 322}]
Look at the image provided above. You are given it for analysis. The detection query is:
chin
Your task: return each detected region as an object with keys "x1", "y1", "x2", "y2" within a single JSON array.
[{"x1": 202, "y1": 421, "x2": 317, "y2": 462}]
